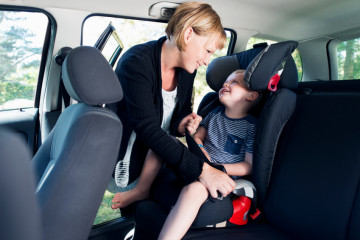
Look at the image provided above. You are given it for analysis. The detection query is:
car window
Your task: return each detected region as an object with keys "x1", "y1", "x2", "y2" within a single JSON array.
[
  {"x1": 83, "y1": 15, "x2": 232, "y2": 225},
  {"x1": 0, "y1": 10, "x2": 48, "y2": 110},
  {"x1": 247, "y1": 37, "x2": 303, "y2": 82},
  {"x1": 336, "y1": 37, "x2": 360, "y2": 80}
]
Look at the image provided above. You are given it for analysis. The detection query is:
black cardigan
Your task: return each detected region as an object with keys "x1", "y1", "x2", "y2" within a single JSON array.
[{"x1": 114, "y1": 37, "x2": 204, "y2": 184}]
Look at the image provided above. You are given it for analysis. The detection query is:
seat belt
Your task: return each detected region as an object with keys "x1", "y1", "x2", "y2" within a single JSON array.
[
  {"x1": 185, "y1": 130, "x2": 227, "y2": 173},
  {"x1": 55, "y1": 47, "x2": 73, "y2": 110}
]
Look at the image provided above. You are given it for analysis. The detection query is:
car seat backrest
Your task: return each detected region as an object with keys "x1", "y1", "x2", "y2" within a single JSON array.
[
  {"x1": 32, "y1": 46, "x2": 123, "y2": 240},
  {"x1": 0, "y1": 128, "x2": 42, "y2": 240},
  {"x1": 252, "y1": 54, "x2": 299, "y2": 206},
  {"x1": 263, "y1": 92, "x2": 360, "y2": 240}
]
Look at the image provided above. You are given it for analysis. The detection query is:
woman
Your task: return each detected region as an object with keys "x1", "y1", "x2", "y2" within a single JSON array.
[{"x1": 111, "y1": 1, "x2": 236, "y2": 210}]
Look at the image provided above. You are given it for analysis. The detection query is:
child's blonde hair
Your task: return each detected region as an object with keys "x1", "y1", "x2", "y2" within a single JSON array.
[
  {"x1": 165, "y1": 2, "x2": 227, "y2": 52},
  {"x1": 233, "y1": 69, "x2": 263, "y2": 107}
]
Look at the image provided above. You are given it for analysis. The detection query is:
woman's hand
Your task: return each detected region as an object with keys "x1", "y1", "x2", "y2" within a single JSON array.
[
  {"x1": 178, "y1": 113, "x2": 202, "y2": 135},
  {"x1": 199, "y1": 162, "x2": 236, "y2": 198}
]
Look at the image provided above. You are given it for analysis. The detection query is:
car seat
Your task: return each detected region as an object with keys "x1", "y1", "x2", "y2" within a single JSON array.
[
  {"x1": 32, "y1": 46, "x2": 123, "y2": 240},
  {"x1": 0, "y1": 128, "x2": 42, "y2": 240},
  {"x1": 198, "y1": 41, "x2": 299, "y2": 208},
  {"x1": 191, "y1": 41, "x2": 299, "y2": 227}
]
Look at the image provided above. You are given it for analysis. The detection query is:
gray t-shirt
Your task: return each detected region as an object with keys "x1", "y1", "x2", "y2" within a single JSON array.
[{"x1": 201, "y1": 106, "x2": 257, "y2": 166}]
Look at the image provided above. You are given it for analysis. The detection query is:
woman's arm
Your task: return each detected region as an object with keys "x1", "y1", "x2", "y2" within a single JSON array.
[{"x1": 222, "y1": 152, "x2": 253, "y2": 177}]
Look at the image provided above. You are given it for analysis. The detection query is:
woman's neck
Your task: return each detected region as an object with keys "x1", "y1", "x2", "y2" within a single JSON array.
[{"x1": 161, "y1": 39, "x2": 180, "y2": 91}]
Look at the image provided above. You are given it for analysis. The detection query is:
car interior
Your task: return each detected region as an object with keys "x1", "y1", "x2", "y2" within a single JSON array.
[{"x1": 0, "y1": 0, "x2": 360, "y2": 240}]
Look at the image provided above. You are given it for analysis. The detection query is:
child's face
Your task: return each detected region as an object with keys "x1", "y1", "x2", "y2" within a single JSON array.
[{"x1": 218, "y1": 71, "x2": 255, "y2": 107}]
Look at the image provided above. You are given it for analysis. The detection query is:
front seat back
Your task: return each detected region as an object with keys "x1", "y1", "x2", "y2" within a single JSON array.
[
  {"x1": 0, "y1": 128, "x2": 42, "y2": 240},
  {"x1": 32, "y1": 46, "x2": 123, "y2": 240}
]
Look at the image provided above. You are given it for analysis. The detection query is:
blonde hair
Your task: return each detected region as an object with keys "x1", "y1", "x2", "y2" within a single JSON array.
[
  {"x1": 232, "y1": 69, "x2": 249, "y2": 89},
  {"x1": 232, "y1": 69, "x2": 263, "y2": 108},
  {"x1": 165, "y1": 2, "x2": 226, "y2": 51}
]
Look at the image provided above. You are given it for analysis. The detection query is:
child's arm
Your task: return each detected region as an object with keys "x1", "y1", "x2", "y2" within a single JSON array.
[
  {"x1": 222, "y1": 152, "x2": 253, "y2": 176},
  {"x1": 193, "y1": 126, "x2": 211, "y2": 161}
]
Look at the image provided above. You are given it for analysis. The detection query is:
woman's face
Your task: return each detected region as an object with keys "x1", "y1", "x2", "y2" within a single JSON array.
[{"x1": 180, "y1": 28, "x2": 218, "y2": 74}]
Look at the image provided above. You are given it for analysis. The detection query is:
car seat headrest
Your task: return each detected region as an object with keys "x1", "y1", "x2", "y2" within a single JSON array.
[
  {"x1": 62, "y1": 46, "x2": 123, "y2": 105},
  {"x1": 278, "y1": 55, "x2": 299, "y2": 89},
  {"x1": 206, "y1": 41, "x2": 298, "y2": 92},
  {"x1": 206, "y1": 44, "x2": 266, "y2": 92},
  {"x1": 245, "y1": 41, "x2": 298, "y2": 91}
]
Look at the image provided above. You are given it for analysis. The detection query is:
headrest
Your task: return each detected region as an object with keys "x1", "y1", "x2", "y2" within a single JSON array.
[
  {"x1": 206, "y1": 43, "x2": 266, "y2": 92},
  {"x1": 206, "y1": 41, "x2": 298, "y2": 92},
  {"x1": 278, "y1": 55, "x2": 299, "y2": 89},
  {"x1": 62, "y1": 46, "x2": 123, "y2": 105},
  {"x1": 245, "y1": 41, "x2": 298, "y2": 91}
]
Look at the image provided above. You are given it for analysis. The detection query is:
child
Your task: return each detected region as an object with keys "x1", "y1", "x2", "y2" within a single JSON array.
[{"x1": 158, "y1": 69, "x2": 259, "y2": 240}]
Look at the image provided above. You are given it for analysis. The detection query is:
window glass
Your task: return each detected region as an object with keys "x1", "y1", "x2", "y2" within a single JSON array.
[
  {"x1": 83, "y1": 15, "x2": 232, "y2": 225},
  {"x1": 193, "y1": 31, "x2": 232, "y2": 112},
  {"x1": 83, "y1": 17, "x2": 168, "y2": 55},
  {"x1": 0, "y1": 11, "x2": 48, "y2": 110},
  {"x1": 247, "y1": 37, "x2": 303, "y2": 82},
  {"x1": 336, "y1": 38, "x2": 360, "y2": 80}
]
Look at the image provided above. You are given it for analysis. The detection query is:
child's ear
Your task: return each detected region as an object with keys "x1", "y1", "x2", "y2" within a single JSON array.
[{"x1": 247, "y1": 91, "x2": 259, "y2": 102}]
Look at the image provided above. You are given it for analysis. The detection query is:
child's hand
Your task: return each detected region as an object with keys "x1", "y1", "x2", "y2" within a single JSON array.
[
  {"x1": 178, "y1": 113, "x2": 202, "y2": 135},
  {"x1": 186, "y1": 114, "x2": 202, "y2": 135}
]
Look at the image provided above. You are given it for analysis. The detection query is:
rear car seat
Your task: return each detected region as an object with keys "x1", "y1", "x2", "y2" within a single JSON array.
[
  {"x1": 185, "y1": 66, "x2": 360, "y2": 239},
  {"x1": 198, "y1": 42, "x2": 299, "y2": 207}
]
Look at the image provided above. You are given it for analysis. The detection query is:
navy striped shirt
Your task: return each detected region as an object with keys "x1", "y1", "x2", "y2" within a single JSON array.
[{"x1": 201, "y1": 106, "x2": 257, "y2": 167}]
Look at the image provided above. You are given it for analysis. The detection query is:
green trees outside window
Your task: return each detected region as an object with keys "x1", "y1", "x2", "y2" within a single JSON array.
[
  {"x1": 337, "y1": 38, "x2": 360, "y2": 80},
  {"x1": 0, "y1": 11, "x2": 47, "y2": 110}
]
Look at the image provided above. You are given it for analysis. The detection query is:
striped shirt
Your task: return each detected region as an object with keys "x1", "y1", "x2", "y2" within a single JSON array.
[{"x1": 201, "y1": 106, "x2": 257, "y2": 168}]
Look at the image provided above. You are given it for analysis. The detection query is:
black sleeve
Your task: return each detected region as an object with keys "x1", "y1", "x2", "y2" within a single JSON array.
[{"x1": 116, "y1": 49, "x2": 204, "y2": 184}]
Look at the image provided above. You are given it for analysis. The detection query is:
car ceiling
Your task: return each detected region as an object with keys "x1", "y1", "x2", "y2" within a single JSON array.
[{"x1": 1, "y1": 0, "x2": 360, "y2": 41}]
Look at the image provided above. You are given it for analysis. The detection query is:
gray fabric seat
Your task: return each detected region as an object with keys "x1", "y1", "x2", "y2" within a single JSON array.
[
  {"x1": 32, "y1": 46, "x2": 123, "y2": 240},
  {"x1": 0, "y1": 128, "x2": 42, "y2": 240}
]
